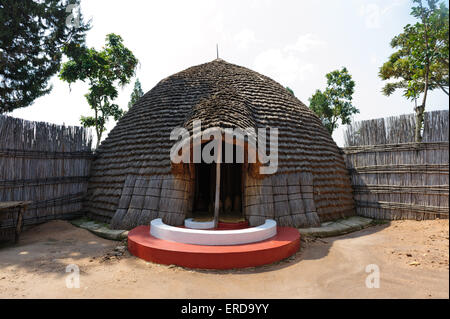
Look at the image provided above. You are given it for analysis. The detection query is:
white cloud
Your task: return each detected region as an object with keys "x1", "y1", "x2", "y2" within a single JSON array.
[
  {"x1": 234, "y1": 29, "x2": 258, "y2": 49},
  {"x1": 250, "y1": 0, "x2": 272, "y2": 8},
  {"x1": 211, "y1": 12, "x2": 224, "y2": 33},
  {"x1": 254, "y1": 49, "x2": 302, "y2": 83},
  {"x1": 359, "y1": 0, "x2": 407, "y2": 29},
  {"x1": 284, "y1": 33, "x2": 326, "y2": 53},
  {"x1": 359, "y1": 3, "x2": 382, "y2": 29},
  {"x1": 253, "y1": 34, "x2": 324, "y2": 85}
]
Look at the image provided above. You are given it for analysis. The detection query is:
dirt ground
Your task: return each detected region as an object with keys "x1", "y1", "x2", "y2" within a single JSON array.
[{"x1": 0, "y1": 219, "x2": 448, "y2": 299}]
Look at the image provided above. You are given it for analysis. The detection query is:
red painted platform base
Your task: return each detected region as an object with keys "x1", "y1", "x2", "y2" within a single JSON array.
[
  {"x1": 217, "y1": 221, "x2": 249, "y2": 230},
  {"x1": 128, "y1": 226, "x2": 300, "y2": 269}
]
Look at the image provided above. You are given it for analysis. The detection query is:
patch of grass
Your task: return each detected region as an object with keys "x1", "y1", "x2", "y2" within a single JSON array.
[
  {"x1": 70, "y1": 217, "x2": 111, "y2": 230},
  {"x1": 370, "y1": 219, "x2": 390, "y2": 226},
  {"x1": 100, "y1": 222, "x2": 110, "y2": 229},
  {"x1": 70, "y1": 217, "x2": 90, "y2": 227}
]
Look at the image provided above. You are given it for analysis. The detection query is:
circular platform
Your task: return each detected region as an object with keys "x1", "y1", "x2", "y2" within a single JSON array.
[
  {"x1": 151, "y1": 218, "x2": 277, "y2": 246},
  {"x1": 128, "y1": 225, "x2": 300, "y2": 269}
]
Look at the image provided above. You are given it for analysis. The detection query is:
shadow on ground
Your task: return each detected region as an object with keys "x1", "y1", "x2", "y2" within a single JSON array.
[
  {"x1": 0, "y1": 220, "x2": 121, "y2": 278},
  {"x1": 173, "y1": 221, "x2": 392, "y2": 275},
  {"x1": 0, "y1": 219, "x2": 393, "y2": 277}
]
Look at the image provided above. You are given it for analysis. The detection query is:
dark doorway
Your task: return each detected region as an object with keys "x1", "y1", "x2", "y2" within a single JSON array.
[
  {"x1": 192, "y1": 142, "x2": 244, "y2": 222},
  {"x1": 219, "y1": 161, "x2": 243, "y2": 222},
  {"x1": 193, "y1": 161, "x2": 214, "y2": 217}
]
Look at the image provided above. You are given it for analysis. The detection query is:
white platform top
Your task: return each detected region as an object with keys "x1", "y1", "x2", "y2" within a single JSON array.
[
  {"x1": 150, "y1": 218, "x2": 277, "y2": 246},
  {"x1": 184, "y1": 218, "x2": 215, "y2": 229}
]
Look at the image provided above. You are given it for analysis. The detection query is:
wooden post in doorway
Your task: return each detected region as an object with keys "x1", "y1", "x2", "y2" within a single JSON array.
[{"x1": 213, "y1": 140, "x2": 222, "y2": 228}]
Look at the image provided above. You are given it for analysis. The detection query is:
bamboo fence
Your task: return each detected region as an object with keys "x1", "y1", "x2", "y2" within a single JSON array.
[
  {"x1": 343, "y1": 110, "x2": 449, "y2": 220},
  {"x1": 0, "y1": 115, "x2": 93, "y2": 227}
]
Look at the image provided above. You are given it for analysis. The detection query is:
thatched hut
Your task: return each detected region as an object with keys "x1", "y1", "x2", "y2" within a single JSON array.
[{"x1": 84, "y1": 59, "x2": 355, "y2": 230}]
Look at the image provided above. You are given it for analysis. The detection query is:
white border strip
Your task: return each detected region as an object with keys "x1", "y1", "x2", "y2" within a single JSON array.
[
  {"x1": 184, "y1": 218, "x2": 215, "y2": 229},
  {"x1": 150, "y1": 218, "x2": 277, "y2": 246}
]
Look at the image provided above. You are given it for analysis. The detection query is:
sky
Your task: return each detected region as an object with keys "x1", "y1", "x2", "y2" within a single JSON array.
[{"x1": 10, "y1": 0, "x2": 450, "y2": 147}]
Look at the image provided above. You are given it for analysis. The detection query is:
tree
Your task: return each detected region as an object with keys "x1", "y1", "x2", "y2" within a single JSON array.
[
  {"x1": 60, "y1": 34, "x2": 138, "y2": 148},
  {"x1": 309, "y1": 67, "x2": 358, "y2": 135},
  {"x1": 128, "y1": 79, "x2": 144, "y2": 109},
  {"x1": 379, "y1": 0, "x2": 449, "y2": 142},
  {"x1": 286, "y1": 86, "x2": 295, "y2": 96},
  {"x1": 0, "y1": 0, "x2": 90, "y2": 113}
]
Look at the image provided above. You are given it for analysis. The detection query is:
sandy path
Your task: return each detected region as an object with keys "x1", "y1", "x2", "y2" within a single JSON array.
[{"x1": 0, "y1": 219, "x2": 448, "y2": 298}]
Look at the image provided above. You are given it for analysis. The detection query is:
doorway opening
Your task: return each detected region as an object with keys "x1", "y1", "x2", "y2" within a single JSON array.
[{"x1": 192, "y1": 141, "x2": 244, "y2": 223}]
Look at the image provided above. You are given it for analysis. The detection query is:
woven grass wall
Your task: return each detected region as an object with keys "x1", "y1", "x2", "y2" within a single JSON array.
[
  {"x1": 244, "y1": 172, "x2": 323, "y2": 227},
  {"x1": 109, "y1": 172, "x2": 194, "y2": 229},
  {"x1": 343, "y1": 110, "x2": 449, "y2": 220},
  {"x1": 0, "y1": 115, "x2": 93, "y2": 226}
]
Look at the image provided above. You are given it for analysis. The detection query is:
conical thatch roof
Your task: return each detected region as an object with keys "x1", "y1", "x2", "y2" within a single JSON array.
[{"x1": 84, "y1": 59, "x2": 354, "y2": 229}]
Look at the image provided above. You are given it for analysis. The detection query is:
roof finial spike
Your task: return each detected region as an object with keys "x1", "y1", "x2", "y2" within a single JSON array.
[{"x1": 216, "y1": 44, "x2": 219, "y2": 59}]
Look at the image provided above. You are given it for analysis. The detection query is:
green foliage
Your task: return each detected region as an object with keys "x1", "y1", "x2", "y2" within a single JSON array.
[
  {"x1": 128, "y1": 79, "x2": 144, "y2": 109},
  {"x1": 285, "y1": 87, "x2": 295, "y2": 96},
  {"x1": 380, "y1": 0, "x2": 449, "y2": 98},
  {"x1": 60, "y1": 33, "x2": 138, "y2": 148},
  {"x1": 309, "y1": 67, "x2": 358, "y2": 135},
  {"x1": 0, "y1": 0, "x2": 91, "y2": 113},
  {"x1": 379, "y1": 0, "x2": 449, "y2": 141}
]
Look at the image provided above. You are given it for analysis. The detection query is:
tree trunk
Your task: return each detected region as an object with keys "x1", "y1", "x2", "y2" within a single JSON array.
[
  {"x1": 96, "y1": 130, "x2": 103, "y2": 149},
  {"x1": 94, "y1": 107, "x2": 101, "y2": 149},
  {"x1": 416, "y1": 11, "x2": 430, "y2": 143},
  {"x1": 416, "y1": 63, "x2": 430, "y2": 142},
  {"x1": 330, "y1": 116, "x2": 338, "y2": 135},
  {"x1": 414, "y1": 104, "x2": 425, "y2": 143}
]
